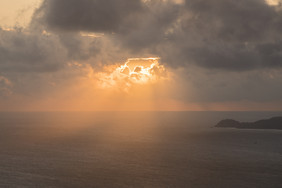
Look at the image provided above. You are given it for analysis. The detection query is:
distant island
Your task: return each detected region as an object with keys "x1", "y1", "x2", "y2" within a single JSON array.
[{"x1": 215, "y1": 116, "x2": 282, "y2": 130}]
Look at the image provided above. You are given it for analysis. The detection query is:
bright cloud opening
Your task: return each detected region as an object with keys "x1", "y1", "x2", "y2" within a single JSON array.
[
  {"x1": 265, "y1": 0, "x2": 281, "y2": 6},
  {"x1": 97, "y1": 58, "x2": 169, "y2": 91}
]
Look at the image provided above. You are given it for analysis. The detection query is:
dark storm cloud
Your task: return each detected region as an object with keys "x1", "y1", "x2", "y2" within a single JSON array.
[
  {"x1": 32, "y1": 0, "x2": 182, "y2": 49},
  {"x1": 33, "y1": 0, "x2": 145, "y2": 32},
  {"x1": 0, "y1": 27, "x2": 101, "y2": 73},
  {"x1": 32, "y1": 0, "x2": 282, "y2": 71},
  {"x1": 1, "y1": 0, "x2": 282, "y2": 75},
  {"x1": 116, "y1": 0, "x2": 181, "y2": 50},
  {"x1": 160, "y1": 0, "x2": 282, "y2": 70},
  {"x1": 183, "y1": 0, "x2": 276, "y2": 42},
  {"x1": 0, "y1": 27, "x2": 67, "y2": 72},
  {"x1": 57, "y1": 33, "x2": 101, "y2": 61}
]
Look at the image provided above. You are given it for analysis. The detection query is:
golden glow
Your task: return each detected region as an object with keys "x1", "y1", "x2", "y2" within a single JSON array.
[
  {"x1": 0, "y1": 58, "x2": 177, "y2": 111},
  {"x1": 97, "y1": 58, "x2": 168, "y2": 91},
  {"x1": 265, "y1": 0, "x2": 281, "y2": 6},
  {"x1": 80, "y1": 32, "x2": 104, "y2": 38}
]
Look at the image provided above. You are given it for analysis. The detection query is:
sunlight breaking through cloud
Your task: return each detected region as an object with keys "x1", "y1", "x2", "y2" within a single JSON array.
[{"x1": 97, "y1": 58, "x2": 168, "y2": 91}]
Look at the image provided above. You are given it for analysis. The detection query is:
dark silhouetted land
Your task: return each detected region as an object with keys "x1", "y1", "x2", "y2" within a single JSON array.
[{"x1": 216, "y1": 116, "x2": 282, "y2": 130}]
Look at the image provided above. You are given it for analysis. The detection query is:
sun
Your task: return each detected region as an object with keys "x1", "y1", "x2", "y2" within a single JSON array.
[
  {"x1": 97, "y1": 57, "x2": 168, "y2": 91},
  {"x1": 117, "y1": 57, "x2": 164, "y2": 84}
]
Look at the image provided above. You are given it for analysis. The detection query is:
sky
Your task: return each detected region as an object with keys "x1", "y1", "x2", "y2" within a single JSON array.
[{"x1": 1, "y1": 0, "x2": 282, "y2": 111}]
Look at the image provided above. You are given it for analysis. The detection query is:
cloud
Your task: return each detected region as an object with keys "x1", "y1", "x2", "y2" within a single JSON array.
[
  {"x1": 157, "y1": 0, "x2": 282, "y2": 70},
  {"x1": 0, "y1": 76, "x2": 12, "y2": 97},
  {"x1": 32, "y1": 0, "x2": 145, "y2": 33},
  {"x1": 31, "y1": 0, "x2": 282, "y2": 71},
  {"x1": 96, "y1": 58, "x2": 168, "y2": 92},
  {"x1": 0, "y1": 27, "x2": 67, "y2": 72},
  {"x1": 0, "y1": 27, "x2": 105, "y2": 73},
  {"x1": 171, "y1": 66, "x2": 282, "y2": 103},
  {"x1": 153, "y1": 0, "x2": 282, "y2": 70}
]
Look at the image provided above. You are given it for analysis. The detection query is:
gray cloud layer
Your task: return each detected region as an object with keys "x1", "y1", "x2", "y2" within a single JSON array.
[
  {"x1": 31, "y1": 0, "x2": 282, "y2": 70},
  {"x1": 0, "y1": 27, "x2": 66, "y2": 72},
  {"x1": 33, "y1": 0, "x2": 145, "y2": 33}
]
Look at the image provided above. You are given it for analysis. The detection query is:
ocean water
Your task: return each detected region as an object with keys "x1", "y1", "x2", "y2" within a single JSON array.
[{"x1": 0, "y1": 111, "x2": 282, "y2": 188}]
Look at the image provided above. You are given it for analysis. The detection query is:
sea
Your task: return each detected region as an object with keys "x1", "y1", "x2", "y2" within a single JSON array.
[{"x1": 0, "y1": 111, "x2": 282, "y2": 188}]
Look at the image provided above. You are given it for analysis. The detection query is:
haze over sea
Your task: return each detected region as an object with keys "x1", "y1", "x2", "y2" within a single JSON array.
[{"x1": 0, "y1": 111, "x2": 282, "y2": 187}]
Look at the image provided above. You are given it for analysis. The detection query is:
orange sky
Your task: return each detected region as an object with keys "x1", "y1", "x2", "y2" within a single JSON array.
[{"x1": 0, "y1": 0, "x2": 40, "y2": 27}]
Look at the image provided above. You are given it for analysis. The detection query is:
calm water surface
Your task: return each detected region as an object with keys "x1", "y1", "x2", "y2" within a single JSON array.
[{"x1": 0, "y1": 112, "x2": 282, "y2": 187}]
